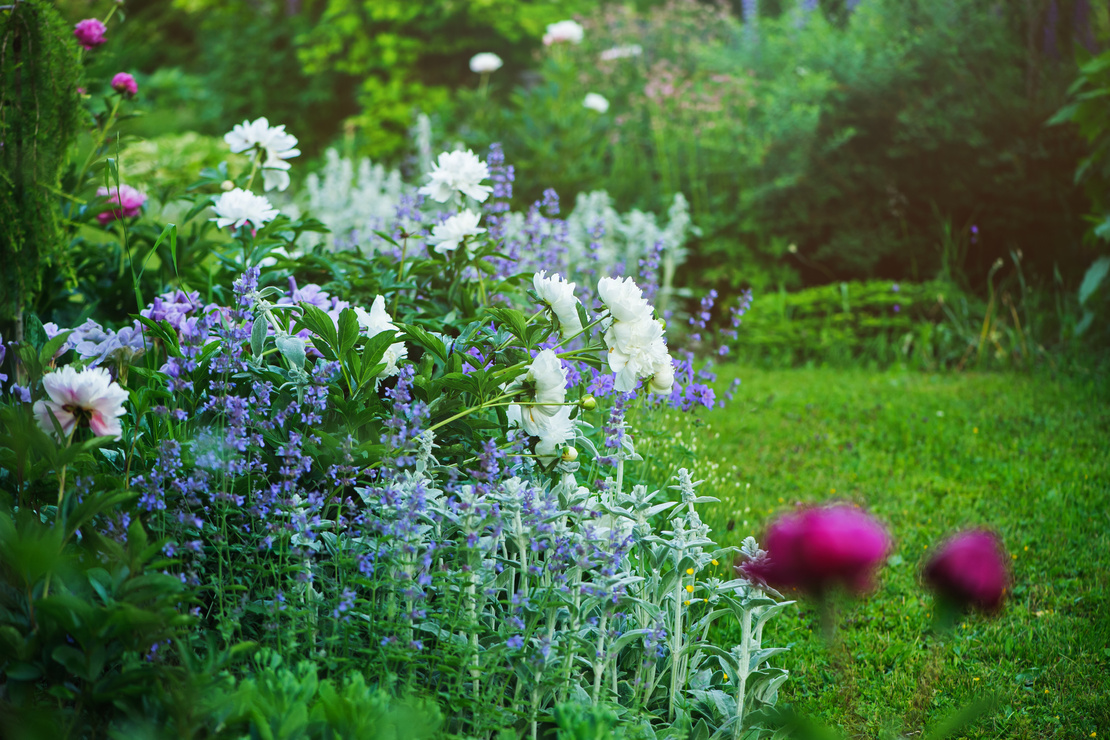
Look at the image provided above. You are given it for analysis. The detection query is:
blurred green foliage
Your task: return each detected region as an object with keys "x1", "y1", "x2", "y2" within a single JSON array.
[
  {"x1": 56, "y1": 0, "x2": 595, "y2": 158},
  {"x1": 455, "y1": 0, "x2": 1093, "y2": 293},
  {"x1": 50, "y1": 0, "x2": 1103, "y2": 298},
  {"x1": 1049, "y1": 46, "x2": 1110, "y2": 348}
]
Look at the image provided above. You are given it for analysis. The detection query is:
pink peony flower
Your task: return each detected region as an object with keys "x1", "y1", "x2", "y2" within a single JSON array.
[
  {"x1": 96, "y1": 184, "x2": 147, "y2": 225},
  {"x1": 923, "y1": 530, "x2": 1009, "y2": 613},
  {"x1": 740, "y1": 504, "x2": 892, "y2": 596},
  {"x1": 111, "y1": 72, "x2": 138, "y2": 97},
  {"x1": 33, "y1": 366, "x2": 130, "y2": 440},
  {"x1": 74, "y1": 19, "x2": 107, "y2": 50}
]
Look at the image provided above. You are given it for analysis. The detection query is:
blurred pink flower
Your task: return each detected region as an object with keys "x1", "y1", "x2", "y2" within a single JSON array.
[
  {"x1": 96, "y1": 184, "x2": 146, "y2": 225},
  {"x1": 111, "y1": 72, "x2": 138, "y2": 97},
  {"x1": 74, "y1": 19, "x2": 107, "y2": 50},
  {"x1": 34, "y1": 366, "x2": 129, "y2": 440},
  {"x1": 924, "y1": 530, "x2": 1009, "y2": 613},
  {"x1": 741, "y1": 504, "x2": 892, "y2": 596}
]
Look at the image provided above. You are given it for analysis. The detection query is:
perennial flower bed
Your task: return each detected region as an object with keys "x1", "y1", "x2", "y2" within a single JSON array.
[{"x1": 0, "y1": 42, "x2": 789, "y2": 729}]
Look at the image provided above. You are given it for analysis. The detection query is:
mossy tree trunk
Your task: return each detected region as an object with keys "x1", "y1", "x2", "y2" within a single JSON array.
[{"x1": 0, "y1": 0, "x2": 81, "y2": 343}]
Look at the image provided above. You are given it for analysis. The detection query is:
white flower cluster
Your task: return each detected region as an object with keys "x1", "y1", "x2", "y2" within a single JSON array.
[
  {"x1": 210, "y1": 188, "x2": 278, "y2": 230},
  {"x1": 599, "y1": 44, "x2": 643, "y2": 61},
  {"x1": 533, "y1": 271, "x2": 583, "y2": 339},
  {"x1": 508, "y1": 349, "x2": 575, "y2": 465},
  {"x1": 224, "y1": 117, "x2": 301, "y2": 192},
  {"x1": 597, "y1": 276, "x2": 674, "y2": 393},
  {"x1": 429, "y1": 209, "x2": 486, "y2": 257},
  {"x1": 285, "y1": 146, "x2": 697, "y2": 312},
  {"x1": 583, "y1": 92, "x2": 610, "y2": 113},
  {"x1": 419, "y1": 149, "x2": 492, "y2": 204},
  {"x1": 469, "y1": 52, "x2": 503, "y2": 74},
  {"x1": 543, "y1": 19, "x2": 584, "y2": 46},
  {"x1": 354, "y1": 295, "x2": 407, "y2": 378}
]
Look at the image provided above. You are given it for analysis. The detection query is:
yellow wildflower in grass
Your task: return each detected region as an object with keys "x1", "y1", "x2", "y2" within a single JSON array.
[
  {"x1": 685, "y1": 585, "x2": 694, "y2": 593},
  {"x1": 686, "y1": 568, "x2": 694, "y2": 575}
]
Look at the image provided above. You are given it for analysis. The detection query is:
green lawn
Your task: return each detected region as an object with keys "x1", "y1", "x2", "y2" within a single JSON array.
[{"x1": 638, "y1": 365, "x2": 1110, "y2": 739}]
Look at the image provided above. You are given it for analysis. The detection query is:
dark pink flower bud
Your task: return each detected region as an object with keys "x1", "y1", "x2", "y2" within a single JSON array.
[
  {"x1": 740, "y1": 504, "x2": 891, "y2": 597},
  {"x1": 96, "y1": 185, "x2": 147, "y2": 225},
  {"x1": 74, "y1": 19, "x2": 107, "y2": 50},
  {"x1": 111, "y1": 72, "x2": 138, "y2": 97},
  {"x1": 923, "y1": 530, "x2": 1009, "y2": 613}
]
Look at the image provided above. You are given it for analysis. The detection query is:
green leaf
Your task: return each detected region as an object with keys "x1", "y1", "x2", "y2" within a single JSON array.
[
  {"x1": 250, "y1": 317, "x2": 268, "y2": 358},
  {"x1": 297, "y1": 303, "x2": 339, "y2": 351},
  {"x1": 1078, "y1": 256, "x2": 1110, "y2": 304},
  {"x1": 400, "y1": 324, "x2": 448, "y2": 364},
  {"x1": 5, "y1": 662, "x2": 42, "y2": 681},
  {"x1": 337, "y1": 308, "x2": 360, "y2": 356},
  {"x1": 134, "y1": 316, "x2": 183, "y2": 358},
  {"x1": 52, "y1": 645, "x2": 88, "y2": 680},
  {"x1": 39, "y1": 330, "x2": 73, "y2": 364},
  {"x1": 486, "y1": 307, "x2": 530, "y2": 346},
  {"x1": 276, "y1": 335, "x2": 307, "y2": 370}
]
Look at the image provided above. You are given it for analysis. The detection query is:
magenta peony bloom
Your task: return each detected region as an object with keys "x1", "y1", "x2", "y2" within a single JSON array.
[
  {"x1": 924, "y1": 530, "x2": 1009, "y2": 613},
  {"x1": 96, "y1": 184, "x2": 147, "y2": 225},
  {"x1": 74, "y1": 19, "x2": 107, "y2": 50},
  {"x1": 111, "y1": 72, "x2": 138, "y2": 97},
  {"x1": 740, "y1": 504, "x2": 892, "y2": 596},
  {"x1": 33, "y1": 366, "x2": 129, "y2": 440}
]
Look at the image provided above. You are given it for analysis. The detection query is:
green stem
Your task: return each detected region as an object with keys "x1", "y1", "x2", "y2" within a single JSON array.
[
  {"x1": 244, "y1": 150, "x2": 262, "y2": 192},
  {"x1": 75, "y1": 97, "x2": 122, "y2": 187},
  {"x1": 732, "y1": 605, "x2": 753, "y2": 740}
]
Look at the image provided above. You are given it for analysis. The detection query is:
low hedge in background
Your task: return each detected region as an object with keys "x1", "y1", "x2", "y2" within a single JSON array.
[{"x1": 726, "y1": 280, "x2": 966, "y2": 369}]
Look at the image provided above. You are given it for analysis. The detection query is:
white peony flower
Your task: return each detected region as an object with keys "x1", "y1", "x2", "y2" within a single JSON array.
[
  {"x1": 33, "y1": 366, "x2": 129, "y2": 440},
  {"x1": 224, "y1": 117, "x2": 301, "y2": 192},
  {"x1": 604, "y1": 316, "x2": 671, "y2": 392},
  {"x1": 597, "y1": 276, "x2": 653, "y2": 323},
  {"x1": 583, "y1": 92, "x2": 610, "y2": 113},
  {"x1": 419, "y1": 150, "x2": 493, "y2": 203},
  {"x1": 543, "y1": 19, "x2": 584, "y2": 45},
  {"x1": 599, "y1": 44, "x2": 643, "y2": 61},
  {"x1": 354, "y1": 295, "x2": 407, "y2": 378},
  {"x1": 648, "y1": 356, "x2": 675, "y2": 394},
  {"x1": 210, "y1": 188, "x2": 279, "y2": 230},
  {"x1": 428, "y1": 209, "x2": 486, "y2": 257},
  {"x1": 533, "y1": 271, "x2": 583, "y2": 338},
  {"x1": 534, "y1": 406, "x2": 575, "y2": 466},
  {"x1": 511, "y1": 348, "x2": 568, "y2": 437},
  {"x1": 469, "y1": 52, "x2": 503, "y2": 74}
]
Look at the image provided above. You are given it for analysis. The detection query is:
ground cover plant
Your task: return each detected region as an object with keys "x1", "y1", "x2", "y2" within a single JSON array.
[{"x1": 639, "y1": 365, "x2": 1110, "y2": 739}]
